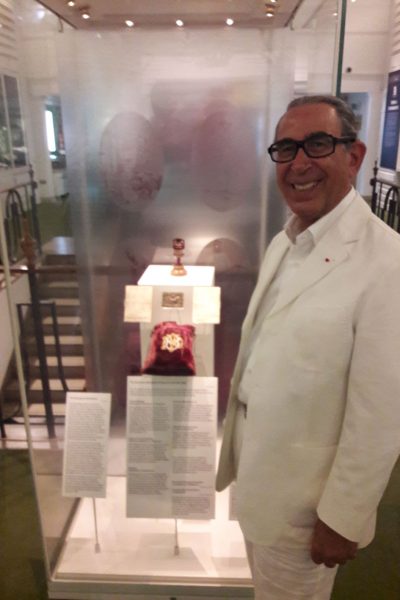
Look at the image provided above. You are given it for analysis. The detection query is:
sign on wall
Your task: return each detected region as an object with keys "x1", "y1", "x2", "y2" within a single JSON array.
[{"x1": 380, "y1": 70, "x2": 400, "y2": 171}]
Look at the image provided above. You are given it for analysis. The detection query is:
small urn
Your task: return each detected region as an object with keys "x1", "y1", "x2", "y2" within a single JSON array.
[{"x1": 171, "y1": 238, "x2": 187, "y2": 276}]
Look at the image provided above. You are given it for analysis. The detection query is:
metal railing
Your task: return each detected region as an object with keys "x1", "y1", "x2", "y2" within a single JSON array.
[
  {"x1": 16, "y1": 299, "x2": 69, "y2": 399},
  {"x1": 1, "y1": 165, "x2": 41, "y2": 264},
  {"x1": 370, "y1": 161, "x2": 400, "y2": 233},
  {"x1": 0, "y1": 211, "x2": 55, "y2": 436}
]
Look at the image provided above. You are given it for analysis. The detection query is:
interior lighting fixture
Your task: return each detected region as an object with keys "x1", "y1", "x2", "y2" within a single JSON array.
[
  {"x1": 125, "y1": 19, "x2": 134, "y2": 27},
  {"x1": 81, "y1": 11, "x2": 90, "y2": 20},
  {"x1": 265, "y1": 2, "x2": 275, "y2": 17},
  {"x1": 67, "y1": 1, "x2": 75, "y2": 6},
  {"x1": 176, "y1": 19, "x2": 184, "y2": 27},
  {"x1": 226, "y1": 17, "x2": 234, "y2": 26}
]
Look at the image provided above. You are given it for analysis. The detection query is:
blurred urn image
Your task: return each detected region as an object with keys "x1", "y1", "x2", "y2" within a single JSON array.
[
  {"x1": 191, "y1": 100, "x2": 257, "y2": 211},
  {"x1": 100, "y1": 111, "x2": 164, "y2": 211}
]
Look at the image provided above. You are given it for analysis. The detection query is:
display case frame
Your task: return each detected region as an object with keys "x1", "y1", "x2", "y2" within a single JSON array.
[{"x1": 0, "y1": 1, "x2": 345, "y2": 597}]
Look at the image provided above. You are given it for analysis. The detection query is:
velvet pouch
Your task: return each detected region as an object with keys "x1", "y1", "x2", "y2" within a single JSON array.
[{"x1": 142, "y1": 321, "x2": 196, "y2": 375}]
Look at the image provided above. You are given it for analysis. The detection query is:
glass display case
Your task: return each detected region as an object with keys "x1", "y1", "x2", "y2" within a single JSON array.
[{"x1": 0, "y1": 2, "x2": 343, "y2": 597}]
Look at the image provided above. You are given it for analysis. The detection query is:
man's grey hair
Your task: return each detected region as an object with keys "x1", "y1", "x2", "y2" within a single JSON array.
[{"x1": 286, "y1": 95, "x2": 360, "y2": 138}]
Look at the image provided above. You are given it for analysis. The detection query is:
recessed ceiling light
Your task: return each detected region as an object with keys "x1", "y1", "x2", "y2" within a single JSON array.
[
  {"x1": 265, "y1": 11, "x2": 274, "y2": 18},
  {"x1": 67, "y1": 1, "x2": 75, "y2": 6},
  {"x1": 81, "y1": 12, "x2": 90, "y2": 20},
  {"x1": 176, "y1": 19, "x2": 184, "y2": 27},
  {"x1": 226, "y1": 18, "x2": 234, "y2": 26},
  {"x1": 125, "y1": 19, "x2": 134, "y2": 27},
  {"x1": 333, "y1": 11, "x2": 338, "y2": 16}
]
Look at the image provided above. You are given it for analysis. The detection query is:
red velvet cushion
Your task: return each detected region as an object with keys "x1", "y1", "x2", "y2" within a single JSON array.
[{"x1": 142, "y1": 321, "x2": 196, "y2": 376}]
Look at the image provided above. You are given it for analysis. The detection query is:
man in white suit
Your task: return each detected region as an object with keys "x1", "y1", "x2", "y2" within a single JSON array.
[{"x1": 216, "y1": 95, "x2": 400, "y2": 599}]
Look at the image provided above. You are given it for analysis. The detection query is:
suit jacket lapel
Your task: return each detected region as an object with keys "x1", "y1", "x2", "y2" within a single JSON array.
[
  {"x1": 268, "y1": 192, "x2": 371, "y2": 318},
  {"x1": 234, "y1": 233, "x2": 290, "y2": 377},
  {"x1": 232, "y1": 192, "x2": 371, "y2": 384},
  {"x1": 243, "y1": 233, "x2": 290, "y2": 336},
  {"x1": 267, "y1": 239, "x2": 348, "y2": 317}
]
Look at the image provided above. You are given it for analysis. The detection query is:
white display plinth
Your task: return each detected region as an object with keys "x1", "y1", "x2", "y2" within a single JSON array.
[
  {"x1": 139, "y1": 265, "x2": 215, "y2": 287},
  {"x1": 53, "y1": 435, "x2": 251, "y2": 595}
]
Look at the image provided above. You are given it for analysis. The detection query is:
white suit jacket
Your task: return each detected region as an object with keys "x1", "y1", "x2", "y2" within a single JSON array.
[{"x1": 216, "y1": 191, "x2": 400, "y2": 548}]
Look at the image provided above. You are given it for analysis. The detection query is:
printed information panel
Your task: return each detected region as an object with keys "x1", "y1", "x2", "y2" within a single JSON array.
[
  {"x1": 62, "y1": 392, "x2": 111, "y2": 498},
  {"x1": 126, "y1": 376, "x2": 217, "y2": 519}
]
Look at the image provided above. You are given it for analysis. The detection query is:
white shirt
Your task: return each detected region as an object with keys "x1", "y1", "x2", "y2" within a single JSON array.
[{"x1": 238, "y1": 187, "x2": 356, "y2": 405}]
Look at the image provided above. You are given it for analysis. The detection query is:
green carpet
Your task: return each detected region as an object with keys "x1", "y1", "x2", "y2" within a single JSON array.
[
  {"x1": 0, "y1": 450, "x2": 48, "y2": 600},
  {"x1": 36, "y1": 199, "x2": 72, "y2": 246},
  {"x1": 332, "y1": 457, "x2": 400, "y2": 599},
  {"x1": 1, "y1": 450, "x2": 400, "y2": 599},
  {"x1": 5, "y1": 198, "x2": 72, "y2": 263}
]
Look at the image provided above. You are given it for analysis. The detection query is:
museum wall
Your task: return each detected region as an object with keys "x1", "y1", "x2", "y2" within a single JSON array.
[{"x1": 341, "y1": 0, "x2": 393, "y2": 194}]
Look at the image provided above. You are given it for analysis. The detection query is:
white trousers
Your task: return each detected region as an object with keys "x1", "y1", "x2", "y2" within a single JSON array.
[
  {"x1": 245, "y1": 540, "x2": 338, "y2": 600},
  {"x1": 234, "y1": 405, "x2": 338, "y2": 599}
]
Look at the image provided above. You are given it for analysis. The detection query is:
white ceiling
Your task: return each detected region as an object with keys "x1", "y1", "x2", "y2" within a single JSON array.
[{"x1": 34, "y1": 0, "x2": 303, "y2": 30}]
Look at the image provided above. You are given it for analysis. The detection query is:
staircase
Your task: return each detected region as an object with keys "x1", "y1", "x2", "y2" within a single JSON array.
[{"x1": 2, "y1": 237, "x2": 86, "y2": 423}]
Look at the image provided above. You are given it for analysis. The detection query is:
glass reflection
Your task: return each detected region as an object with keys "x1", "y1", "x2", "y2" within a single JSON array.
[{"x1": 4, "y1": 75, "x2": 27, "y2": 167}]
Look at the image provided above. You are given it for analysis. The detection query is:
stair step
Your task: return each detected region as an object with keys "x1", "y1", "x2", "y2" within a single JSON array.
[
  {"x1": 43, "y1": 251, "x2": 76, "y2": 266},
  {"x1": 30, "y1": 355, "x2": 85, "y2": 378},
  {"x1": 27, "y1": 335, "x2": 84, "y2": 356},
  {"x1": 29, "y1": 403, "x2": 66, "y2": 417},
  {"x1": 40, "y1": 280, "x2": 79, "y2": 299},
  {"x1": 41, "y1": 315, "x2": 82, "y2": 335},
  {"x1": 39, "y1": 270, "x2": 78, "y2": 283},
  {"x1": 24, "y1": 315, "x2": 82, "y2": 335},
  {"x1": 30, "y1": 378, "x2": 86, "y2": 391},
  {"x1": 6, "y1": 378, "x2": 86, "y2": 403},
  {"x1": 43, "y1": 255, "x2": 76, "y2": 266},
  {"x1": 47, "y1": 297, "x2": 80, "y2": 316},
  {"x1": 42, "y1": 237, "x2": 75, "y2": 258}
]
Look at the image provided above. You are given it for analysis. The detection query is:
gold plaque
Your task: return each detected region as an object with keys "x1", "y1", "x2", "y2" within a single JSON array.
[{"x1": 162, "y1": 292, "x2": 184, "y2": 308}]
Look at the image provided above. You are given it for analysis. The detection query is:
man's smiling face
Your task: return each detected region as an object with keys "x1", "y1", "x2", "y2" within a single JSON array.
[{"x1": 275, "y1": 103, "x2": 366, "y2": 229}]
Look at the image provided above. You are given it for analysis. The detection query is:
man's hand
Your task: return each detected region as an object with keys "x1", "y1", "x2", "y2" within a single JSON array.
[{"x1": 310, "y1": 518, "x2": 358, "y2": 568}]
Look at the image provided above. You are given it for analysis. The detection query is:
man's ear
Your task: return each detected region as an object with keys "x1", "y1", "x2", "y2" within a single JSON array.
[{"x1": 348, "y1": 139, "x2": 367, "y2": 179}]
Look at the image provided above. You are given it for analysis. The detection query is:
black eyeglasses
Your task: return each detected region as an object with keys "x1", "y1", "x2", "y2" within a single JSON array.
[{"x1": 267, "y1": 132, "x2": 356, "y2": 163}]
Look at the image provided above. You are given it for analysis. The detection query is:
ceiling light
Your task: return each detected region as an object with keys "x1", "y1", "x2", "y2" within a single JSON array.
[
  {"x1": 81, "y1": 11, "x2": 90, "y2": 20},
  {"x1": 67, "y1": 1, "x2": 75, "y2": 6},
  {"x1": 270, "y1": 0, "x2": 278, "y2": 3},
  {"x1": 333, "y1": 11, "x2": 338, "y2": 16},
  {"x1": 176, "y1": 19, "x2": 184, "y2": 27},
  {"x1": 125, "y1": 19, "x2": 134, "y2": 27},
  {"x1": 226, "y1": 18, "x2": 234, "y2": 26},
  {"x1": 265, "y1": 2, "x2": 275, "y2": 17}
]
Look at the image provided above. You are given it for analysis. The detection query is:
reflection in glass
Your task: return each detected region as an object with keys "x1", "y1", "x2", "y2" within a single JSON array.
[
  {"x1": 4, "y1": 75, "x2": 27, "y2": 167},
  {"x1": 0, "y1": 79, "x2": 11, "y2": 167},
  {"x1": 45, "y1": 96, "x2": 67, "y2": 169}
]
